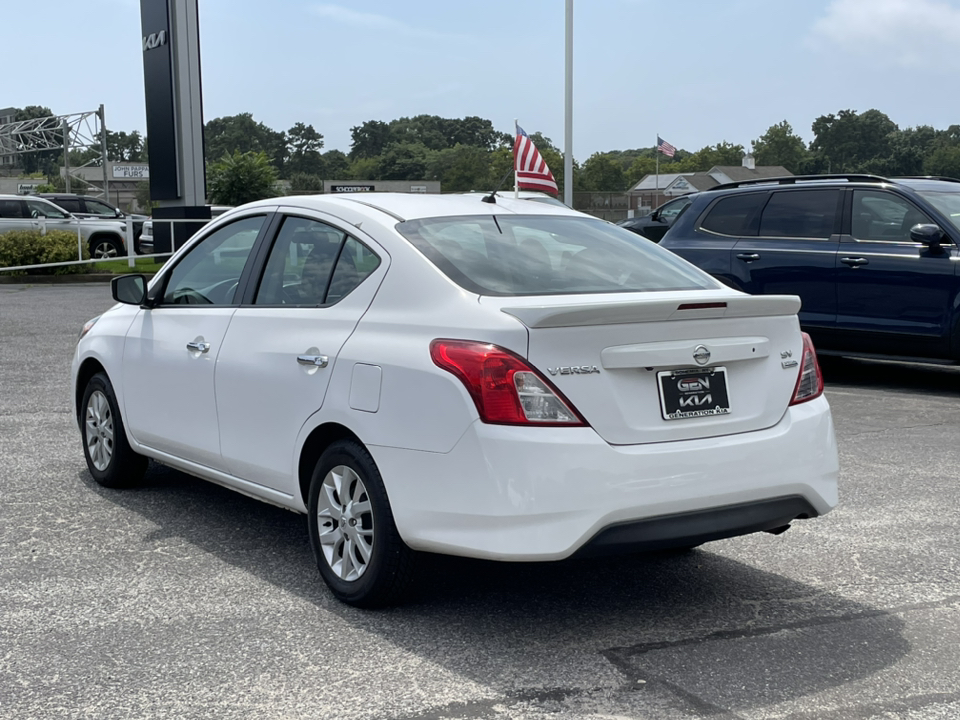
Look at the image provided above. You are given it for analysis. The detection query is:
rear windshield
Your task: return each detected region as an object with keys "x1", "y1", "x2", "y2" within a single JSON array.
[{"x1": 395, "y1": 214, "x2": 718, "y2": 296}]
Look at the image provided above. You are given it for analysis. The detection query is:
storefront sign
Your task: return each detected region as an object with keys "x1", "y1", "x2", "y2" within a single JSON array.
[{"x1": 113, "y1": 164, "x2": 151, "y2": 179}]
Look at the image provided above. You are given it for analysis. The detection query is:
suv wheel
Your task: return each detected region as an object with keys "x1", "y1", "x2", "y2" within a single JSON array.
[{"x1": 89, "y1": 236, "x2": 123, "y2": 260}]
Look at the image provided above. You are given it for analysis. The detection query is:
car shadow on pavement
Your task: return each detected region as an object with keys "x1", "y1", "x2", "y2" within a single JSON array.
[
  {"x1": 820, "y1": 354, "x2": 960, "y2": 395},
  {"x1": 80, "y1": 459, "x2": 911, "y2": 716}
]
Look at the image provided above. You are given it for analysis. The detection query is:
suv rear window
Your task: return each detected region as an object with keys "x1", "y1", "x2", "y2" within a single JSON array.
[
  {"x1": 396, "y1": 215, "x2": 717, "y2": 296},
  {"x1": 758, "y1": 189, "x2": 840, "y2": 239},
  {"x1": 699, "y1": 194, "x2": 766, "y2": 236}
]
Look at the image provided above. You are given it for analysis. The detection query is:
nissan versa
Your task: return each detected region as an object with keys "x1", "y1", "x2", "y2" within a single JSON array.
[{"x1": 72, "y1": 193, "x2": 839, "y2": 607}]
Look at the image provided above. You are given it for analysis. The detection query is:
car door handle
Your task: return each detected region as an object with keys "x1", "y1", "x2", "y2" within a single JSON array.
[
  {"x1": 297, "y1": 354, "x2": 329, "y2": 368},
  {"x1": 186, "y1": 341, "x2": 210, "y2": 353},
  {"x1": 736, "y1": 253, "x2": 761, "y2": 261},
  {"x1": 840, "y1": 257, "x2": 869, "y2": 267}
]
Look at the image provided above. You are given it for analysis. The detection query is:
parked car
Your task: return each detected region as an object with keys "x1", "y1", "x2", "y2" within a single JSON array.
[
  {"x1": 38, "y1": 193, "x2": 148, "y2": 247},
  {"x1": 73, "y1": 193, "x2": 838, "y2": 607},
  {"x1": 137, "y1": 205, "x2": 231, "y2": 255},
  {"x1": 660, "y1": 174, "x2": 960, "y2": 363},
  {"x1": 0, "y1": 194, "x2": 128, "y2": 259},
  {"x1": 619, "y1": 195, "x2": 696, "y2": 242}
]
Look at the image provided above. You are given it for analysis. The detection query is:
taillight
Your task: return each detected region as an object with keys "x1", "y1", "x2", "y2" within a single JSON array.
[
  {"x1": 789, "y1": 332, "x2": 824, "y2": 405},
  {"x1": 430, "y1": 339, "x2": 586, "y2": 426}
]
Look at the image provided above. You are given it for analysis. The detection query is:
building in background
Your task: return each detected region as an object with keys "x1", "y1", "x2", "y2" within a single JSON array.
[{"x1": 628, "y1": 154, "x2": 791, "y2": 215}]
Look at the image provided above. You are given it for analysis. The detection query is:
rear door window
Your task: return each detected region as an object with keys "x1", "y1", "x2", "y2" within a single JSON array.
[
  {"x1": 758, "y1": 190, "x2": 840, "y2": 239},
  {"x1": 698, "y1": 194, "x2": 766, "y2": 236},
  {"x1": 0, "y1": 200, "x2": 25, "y2": 218},
  {"x1": 53, "y1": 198, "x2": 82, "y2": 213}
]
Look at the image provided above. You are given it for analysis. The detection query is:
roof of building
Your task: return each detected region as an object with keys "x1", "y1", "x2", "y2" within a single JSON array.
[
  {"x1": 675, "y1": 173, "x2": 721, "y2": 191},
  {"x1": 629, "y1": 173, "x2": 695, "y2": 192}
]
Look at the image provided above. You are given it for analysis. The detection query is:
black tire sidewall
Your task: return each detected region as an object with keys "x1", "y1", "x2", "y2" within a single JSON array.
[
  {"x1": 307, "y1": 440, "x2": 405, "y2": 606},
  {"x1": 80, "y1": 372, "x2": 144, "y2": 488}
]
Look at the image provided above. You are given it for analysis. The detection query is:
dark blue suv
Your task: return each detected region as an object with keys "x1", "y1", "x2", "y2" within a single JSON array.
[{"x1": 660, "y1": 175, "x2": 960, "y2": 363}]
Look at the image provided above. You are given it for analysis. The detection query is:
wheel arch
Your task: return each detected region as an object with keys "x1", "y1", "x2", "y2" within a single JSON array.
[
  {"x1": 298, "y1": 422, "x2": 364, "y2": 506},
  {"x1": 75, "y1": 357, "x2": 107, "y2": 423}
]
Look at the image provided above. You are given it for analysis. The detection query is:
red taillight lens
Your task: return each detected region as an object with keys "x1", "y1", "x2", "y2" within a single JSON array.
[
  {"x1": 430, "y1": 339, "x2": 586, "y2": 426},
  {"x1": 789, "y1": 332, "x2": 824, "y2": 405}
]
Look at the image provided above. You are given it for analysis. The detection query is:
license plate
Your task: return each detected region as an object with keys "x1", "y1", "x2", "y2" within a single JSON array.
[{"x1": 657, "y1": 367, "x2": 731, "y2": 421}]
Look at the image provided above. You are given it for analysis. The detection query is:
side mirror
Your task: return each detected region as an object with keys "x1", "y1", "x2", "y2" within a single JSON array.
[
  {"x1": 112, "y1": 274, "x2": 148, "y2": 305},
  {"x1": 910, "y1": 223, "x2": 946, "y2": 251}
]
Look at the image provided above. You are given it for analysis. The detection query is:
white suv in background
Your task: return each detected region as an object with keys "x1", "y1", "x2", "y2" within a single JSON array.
[{"x1": 0, "y1": 194, "x2": 128, "y2": 259}]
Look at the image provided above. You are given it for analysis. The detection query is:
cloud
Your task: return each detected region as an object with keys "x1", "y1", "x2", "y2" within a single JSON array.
[
  {"x1": 808, "y1": 0, "x2": 960, "y2": 69},
  {"x1": 309, "y1": 4, "x2": 466, "y2": 42}
]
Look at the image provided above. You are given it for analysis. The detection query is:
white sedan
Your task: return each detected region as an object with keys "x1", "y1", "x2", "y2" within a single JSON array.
[{"x1": 72, "y1": 193, "x2": 838, "y2": 607}]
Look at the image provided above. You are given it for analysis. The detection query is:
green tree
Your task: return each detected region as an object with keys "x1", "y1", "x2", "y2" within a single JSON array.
[
  {"x1": 752, "y1": 121, "x2": 808, "y2": 173},
  {"x1": 322, "y1": 149, "x2": 350, "y2": 179},
  {"x1": 580, "y1": 152, "x2": 627, "y2": 191},
  {"x1": 347, "y1": 156, "x2": 380, "y2": 180},
  {"x1": 289, "y1": 172, "x2": 323, "y2": 193},
  {"x1": 205, "y1": 114, "x2": 286, "y2": 174},
  {"x1": 676, "y1": 141, "x2": 745, "y2": 171},
  {"x1": 207, "y1": 151, "x2": 277, "y2": 206},
  {"x1": 349, "y1": 120, "x2": 391, "y2": 159},
  {"x1": 285, "y1": 122, "x2": 324, "y2": 176},
  {"x1": 107, "y1": 130, "x2": 145, "y2": 162},
  {"x1": 14, "y1": 105, "x2": 60, "y2": 174},
  {"x1": 426, "y1": 144, "x2": 492, "y2": 191},
  {"x1": 134, "y1": 181, "x2": 156, "y2": 212},
  {"x1": 811, "y1": 109, "x2": 898, "y2": 172},
  {"x1": 379, "y1": 142, "x2": 433, "y2": 180}
]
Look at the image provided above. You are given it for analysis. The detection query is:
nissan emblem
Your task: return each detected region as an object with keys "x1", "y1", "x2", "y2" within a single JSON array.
[{"x1": 693, "y1": 345, "x2": 711, "y2": 365}]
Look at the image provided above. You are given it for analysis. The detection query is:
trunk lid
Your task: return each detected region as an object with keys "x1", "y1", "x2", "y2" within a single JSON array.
[{"x1": 482, "y1": 290, "x2": 805, "y2": 445}]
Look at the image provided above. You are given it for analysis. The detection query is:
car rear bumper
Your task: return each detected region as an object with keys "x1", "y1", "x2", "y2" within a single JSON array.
[{"x1": 371, "y1": 395, "x2": 838, "y2": 560}]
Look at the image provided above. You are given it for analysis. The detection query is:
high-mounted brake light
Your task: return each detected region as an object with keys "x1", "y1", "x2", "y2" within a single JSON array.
[
  {"x1": 430, "y1": 339, "x2": 587, "y2": 426},
  {"x1": 789, "y1": 332, "x2": 824, "y2": 405}
]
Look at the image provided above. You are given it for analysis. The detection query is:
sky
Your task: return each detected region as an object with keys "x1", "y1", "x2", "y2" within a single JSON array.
[{"x1": 5, "y1": 0, "x2": 960, "y2": 161}]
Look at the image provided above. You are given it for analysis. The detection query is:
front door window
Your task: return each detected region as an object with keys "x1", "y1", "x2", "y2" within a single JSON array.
[{"x1": 161, "y1": 216, "x2": 265, "y2": 305}]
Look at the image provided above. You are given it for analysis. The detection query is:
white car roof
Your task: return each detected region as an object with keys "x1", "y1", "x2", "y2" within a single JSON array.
[{"x1": 242, "y1": 192, "x2": 584, "y2": 223}]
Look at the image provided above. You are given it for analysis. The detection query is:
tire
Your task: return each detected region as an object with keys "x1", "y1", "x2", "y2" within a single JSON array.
[
  {"x1": 80, "y1": 372, "x2": 147, "y2": 489},
  {"x1": 89, "y1": 236, "x2": 123, "y2": 260},
  {"x1": 308, "y1": 440, "x2": 414, "y2": 607}
]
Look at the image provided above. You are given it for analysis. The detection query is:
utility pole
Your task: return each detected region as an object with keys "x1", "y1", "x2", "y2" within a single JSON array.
[
  {"x1": 100, "y1": 105, "x2": 110, "y2": 202},
  {"x1": 564, "y1": 0, "x2": 573, "y2": 208}
]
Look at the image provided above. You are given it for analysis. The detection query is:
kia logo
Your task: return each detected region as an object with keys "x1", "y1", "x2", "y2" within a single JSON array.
[{"x1": 142, "y1": 31, "x2": 167, "y2": 52}]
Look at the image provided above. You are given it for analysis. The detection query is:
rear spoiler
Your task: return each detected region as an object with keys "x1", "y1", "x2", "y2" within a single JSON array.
[{"x1": 501, "y1": 295, "x2": 801, "y2": 329}]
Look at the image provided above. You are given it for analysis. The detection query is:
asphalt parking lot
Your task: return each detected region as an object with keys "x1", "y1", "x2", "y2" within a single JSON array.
[{"x1": 2, "y1": 282, "x2": 960, "y2": 720}]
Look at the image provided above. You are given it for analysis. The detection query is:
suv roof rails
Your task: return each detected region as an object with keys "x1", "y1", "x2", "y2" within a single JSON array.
[
  {"x1": 712, "y1": 174, "x2": 889, "y2": 191},
  {"x1": 892, "y1": 176, "x2": 960, "y2": 184}
]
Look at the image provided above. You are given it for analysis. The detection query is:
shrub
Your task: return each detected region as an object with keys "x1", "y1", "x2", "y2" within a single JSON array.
[{"x1": 0, "y1": 229, "x2": 90, "y2": 275}]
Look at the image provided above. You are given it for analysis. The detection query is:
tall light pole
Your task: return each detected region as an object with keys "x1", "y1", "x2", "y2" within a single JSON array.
[{"x1": 564, "y1": 0, "x2": 573, "y2": 207}]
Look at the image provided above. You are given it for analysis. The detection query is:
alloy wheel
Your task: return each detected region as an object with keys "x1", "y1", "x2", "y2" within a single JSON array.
[
  {"x1": 315, "y1": 465, "x2": 374, "y2": 581},
  {"x1": 85, "y1": 390, "x2": 114, "y2": 471},
  {"x1": 92, "y1": 242, "x2": 118, "y2": 259}
]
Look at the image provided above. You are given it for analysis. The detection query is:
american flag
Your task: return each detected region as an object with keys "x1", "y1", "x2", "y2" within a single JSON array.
[
  {"x1": 514, "y1": 123, "x2": 558, "y2": 196},
  {"x1": 657, "y1": 136, "x2": 677, "y2": 158}
]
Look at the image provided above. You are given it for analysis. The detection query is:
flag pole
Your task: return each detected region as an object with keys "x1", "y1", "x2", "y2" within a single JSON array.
[
  {"x1": 514, "y1": 118, "x2": 519, "y2": 199},
  {"x1": 655, "y1": 134, "x2": 660, "y2": 210}
]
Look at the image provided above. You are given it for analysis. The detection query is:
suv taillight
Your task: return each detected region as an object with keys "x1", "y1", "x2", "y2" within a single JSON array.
[
  {"x1": 789, "y1": 332, "x2": 824, "y2": 405},
  {"x1": 430, "y1": 339, "x2": 586, "y2": 426}
]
